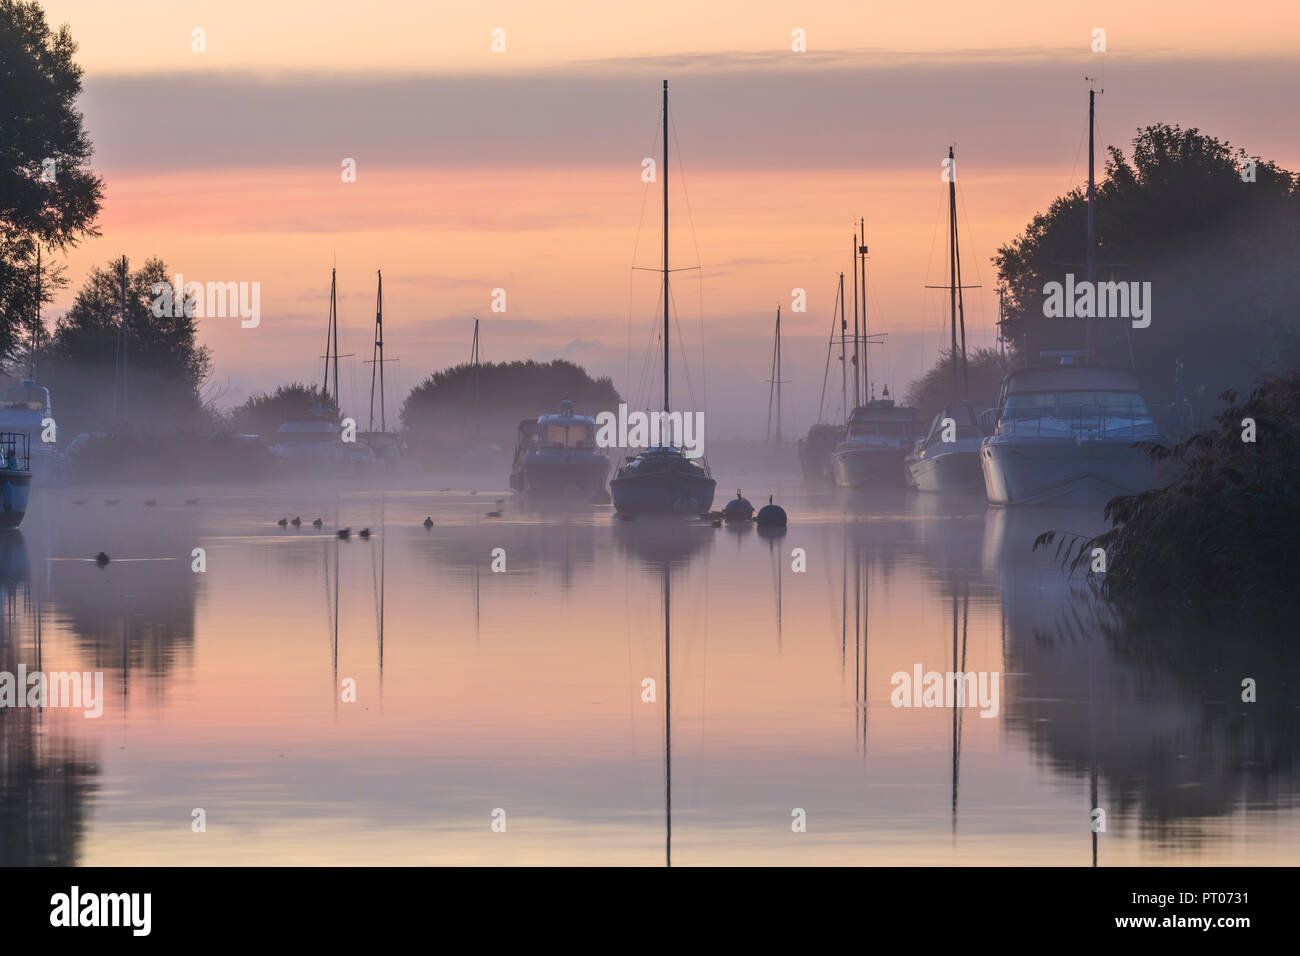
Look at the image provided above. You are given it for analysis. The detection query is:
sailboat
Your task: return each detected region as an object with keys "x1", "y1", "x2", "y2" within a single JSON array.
[
  {"x1": 831, "y1": 222, "x2": 924, "y2": 488},
  {"x1": 906, "y1": 146, "x2": 991, "y2": 493},
  {"x1": 980, "y1": 88, "x2": 1164, "y2": 507},
  {"x1": 359, "y1": 270, "x2": 404, "y2": 466},
  {"x1": 610, "y1": 82, "x2": 716, "y2": 515},
  {"x1": 270, "y1": 268, "x2": 376, "y2": 470}
]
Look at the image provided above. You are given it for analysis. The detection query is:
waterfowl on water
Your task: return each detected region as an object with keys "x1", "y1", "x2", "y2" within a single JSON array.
[
  {"x1": 337, "y1": 528, "x2": 351, "y2": 539},
  {"x1": 423, "y1": 516, "x2": 433, "y2": 529},
  {"x1": 95, "y1": 552, "x2": 110, "y2": 567},
  {"x1": 144, "y1": 499, "x2": 158, "y2": 507},
  {"x1": 312, "y1": 518, "x2": 323, "y2": 528},
  {"x1": 485, "y1": 511, "x2": 502, "y2": 518},
  {"x1": 358, "y1": 528, "x2": 370, "y2": 538},
  {"x1": 277, "y1": 518, "x2": 288, "y2": 527},
  {"x1": 290, "y1": 516, "x2": 302, "y2": 527}
]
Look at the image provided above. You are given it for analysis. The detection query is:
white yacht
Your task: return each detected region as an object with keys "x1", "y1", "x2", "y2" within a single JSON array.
[
  {"x1": 0, "y1": 380, "x2": 67, "y2": 484},
  {"x1": 906, "y1": 402, "x2": 990, "y2": 493},
  {"x1": 980, "y1": 364, "x2": 1163, "y2": 507},
  {"x1": 830, "y1": 391, "x2": 924, "y2": 488},
  {"x1": 270, "y1": 412, "x2": 376, "y2": 467}
]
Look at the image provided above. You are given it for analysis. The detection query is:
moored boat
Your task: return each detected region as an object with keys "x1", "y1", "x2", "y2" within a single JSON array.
[
  {"x1": 0, "y1": 432, "x2": 32, "y2": 528},
  {"x1": 510, "y1": 400, "x2": 610, "y2": 497},
  {"x1": 979, "y1": 363, "x2": 1164, "y2": 507},
  {"x1": 906, "y1": 402, "x2": 990, "y2": 492},
  {"x1": 610, "y1": 81, "x2": 716, "y2": 515},
  {"x1": 0, "y1": 380, "x2": 67, "y2": 484},
  {"x1": 831, "y1": 392, "x2": 924, "y2": 488}
]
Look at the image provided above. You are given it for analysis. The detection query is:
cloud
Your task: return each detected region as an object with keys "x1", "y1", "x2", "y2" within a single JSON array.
[{"x1": 82, "y1": 53, "x2": 1300, "y2": 176}]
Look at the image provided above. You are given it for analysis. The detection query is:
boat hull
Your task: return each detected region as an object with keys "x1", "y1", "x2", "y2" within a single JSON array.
[
  {"x1": 611, "y1": 470, "x2": 716, "y2": 514},
  {"x1": 981, "y1": 437, "x2": 1158, "y2": 507},
  {"x1": 0, "y1": 470, "x2": 31, "y2": 528},
  {"x1": 797, "y1": 428, "x2": 842, "y2": 483},
  {"x1": 515, "y1": 458, "x2": 610, "y2": 497},
  {"x1": 831, "y1": 446, "x2": 908, "y2": 488},
  {"x1": 906, "y1": 448, "x2": 984, "y2": 493}
]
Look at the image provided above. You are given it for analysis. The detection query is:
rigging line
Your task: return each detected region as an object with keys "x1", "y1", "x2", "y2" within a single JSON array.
[
  {"x1": 955, "y1": 178, "x2": 992, "y2": 351},
  {"x1": 668, "y1": 281, "x2": 699, "y2": 416},
  {"x1": 817, "y1": 277, "x2": 840, "y2": 423},
  {"x1": 669, "y1": 107, "x2": 708, "y2": 417},
  {"x1": 627, "y1": 114, "x2": 662, "y2": 410}
]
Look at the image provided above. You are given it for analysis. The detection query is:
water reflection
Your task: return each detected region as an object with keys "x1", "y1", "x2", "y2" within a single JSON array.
[
  {"x1": 0, "y1": 533, "x2": 98, "y2": 866},
  {"x1": 0, "y1": 483, "x2": 1291, "y2": 865}
]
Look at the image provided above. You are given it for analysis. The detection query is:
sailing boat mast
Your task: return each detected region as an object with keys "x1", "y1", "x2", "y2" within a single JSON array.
[
  {"x1": 859, "y1": 218, "x2": 868, "y2": 401},
  {"x1": 766, "y1": 305, "x2": 784, "y2": 444},
  {"x1": 948, "y1": 147, "x2": 969, "y2": 396},
  {"x1": 32, "y1": 246, "x2": 41, "y2": 380},
  {"x1": 851, "y1": 231, "x2": 860, "y2": 406},
  {"x1": 838, "y1": 273, "x2": 847, "y2": 422},
  {"x1": 368, "y1": 269, "x2": 385, "y2": 432},
  {"x1": 470, "y1": 317, "x2": 481, "y2": 437},
  {"x1": 662, "y1": 80, "x2": 670, "y2": 418},
  {"x1": 322, "y1": 268, "x2": 339, "y2": 407},
  {"x1": 1086, "y1": 83, "x2": 1101, "y2": 360}
]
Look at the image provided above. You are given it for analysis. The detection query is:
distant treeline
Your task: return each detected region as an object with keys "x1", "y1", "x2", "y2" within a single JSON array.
[{"x1": 400, "y1": 359, "x2": 621, "y2": 461}]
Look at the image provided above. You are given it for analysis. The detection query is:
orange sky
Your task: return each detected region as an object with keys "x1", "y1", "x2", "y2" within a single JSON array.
[{"x1": 32, "y1": 0, "x2": 1300, "y2": 433}]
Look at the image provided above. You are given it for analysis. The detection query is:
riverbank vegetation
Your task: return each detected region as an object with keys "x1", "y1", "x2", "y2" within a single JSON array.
[{"x1": 1035, "y1": 375, "x2": 1300, "y2": 608}]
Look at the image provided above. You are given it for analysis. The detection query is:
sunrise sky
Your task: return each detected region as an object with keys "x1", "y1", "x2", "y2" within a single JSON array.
[{"x1": 37, "y1": 0, "x2": 1300, "y2": 436}]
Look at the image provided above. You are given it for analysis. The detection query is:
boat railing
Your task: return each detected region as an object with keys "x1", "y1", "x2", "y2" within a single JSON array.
[
  {"x1": 983, "y1": 403, "x2": 1166, "y2": 440},
  {"x1": 0, "y1": 431, "x2": 31, "y2": 471}
]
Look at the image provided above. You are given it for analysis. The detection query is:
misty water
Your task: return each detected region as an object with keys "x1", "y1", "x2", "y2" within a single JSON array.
[{"x1": 1, "y1": 474, "x2": 1295, "y2": 865}]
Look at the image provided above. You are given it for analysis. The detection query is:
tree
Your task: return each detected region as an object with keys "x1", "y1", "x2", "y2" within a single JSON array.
[
  {"x1": 904, "y1": 347, "x2": 1010, "y2": 421},
  {"x1": 0, "y1": 0, "x2": 103, "y2": 364},
  {"x1": 993, "y1": 124, "x2": 1300, "y2": 413},
  {"x1": 400, "y1": 359, "x2": 621, "y2": 460},
  {"x1": 47, "y1": 257, "x2": 212, "y2": 434},
  {"x1": 228, "y1": 383, "x2": 338, "y2": 437}
]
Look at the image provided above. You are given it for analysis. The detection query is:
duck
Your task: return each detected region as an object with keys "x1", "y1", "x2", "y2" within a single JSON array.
[
  {"x1": 358, "y1": 528, "x2": 371, "y2": 539},
  {"x1": 144, "y1": 499, "x2": 158, "y2": 507},
  {"x1": 312, "y1": 518, "x2": 323, "y2": 528},
  {"x1": 71, "y1": 498, "x2": 87, "y2": 506},
  {"x1": 277, "y1": 518, "x2": 288, "y2": 527},
  {"x1": 422, "y1": 516, "x2": 434, "y2": 530},
  {"x1": 94, "y1": 552, "x2": 110, "y2": 567},
  {"x1": 337, "y1": 528, "x2": 351, "y2": 539},
  {"x1": 290, "y1": 516, "x2": 302, "y2": 527},
  {"x1": 485, "y1": 511, "x2": 502, "y2": 518}
]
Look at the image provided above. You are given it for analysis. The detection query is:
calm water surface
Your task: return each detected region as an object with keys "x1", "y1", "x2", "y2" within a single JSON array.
[{"x1": 1, "y1": 474, "x2": 1295, "y2": 865}]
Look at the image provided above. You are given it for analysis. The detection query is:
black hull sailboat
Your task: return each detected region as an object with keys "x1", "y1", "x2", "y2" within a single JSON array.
[{"x1": 611, "y1": 81, "x2": 716, "y2": 515}]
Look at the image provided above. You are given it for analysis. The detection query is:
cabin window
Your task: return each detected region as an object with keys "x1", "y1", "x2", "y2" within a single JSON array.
[
  {"x1": 1004, "y1": 391, "x2": 1150, "y2": 416},
  {"x1": 541, "y1": 425, "x2": 595, "y2": 448}
]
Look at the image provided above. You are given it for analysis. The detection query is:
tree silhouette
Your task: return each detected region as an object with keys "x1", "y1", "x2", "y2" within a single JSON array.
[
  {"x1": 993, "y1": 124, "x2": 1300, "y2": 410},
  {"x1": 0, "y1": 0, "x2": 104, "y2": 364}
]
